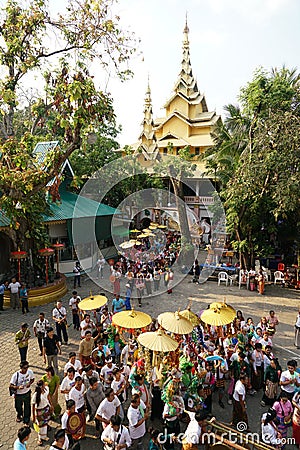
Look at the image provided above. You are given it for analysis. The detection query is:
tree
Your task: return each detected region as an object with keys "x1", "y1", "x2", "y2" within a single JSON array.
[
  {"x1": 207, "y1": 67, "x2": 300, "y2": 267},
  {"x1": 0, "y1": 0, "x2": 136, "y2": 251}
]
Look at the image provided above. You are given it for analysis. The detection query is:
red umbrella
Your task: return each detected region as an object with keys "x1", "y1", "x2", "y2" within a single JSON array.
[
  {"x1": 39, "y1": 248, "x2": 55, "y2": 285},
  {"x1": 10, "y1": 250, "x2": 27, "y2": 281}
]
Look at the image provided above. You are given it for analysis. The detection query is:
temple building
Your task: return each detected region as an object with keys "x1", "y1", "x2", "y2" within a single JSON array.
[{"x1": 124, "y1": 20, "x2": 221, "y2": 222}]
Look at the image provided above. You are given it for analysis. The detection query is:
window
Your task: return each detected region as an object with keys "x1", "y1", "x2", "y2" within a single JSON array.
[
  {"x1": 195, "y1": 147, "x2": 200, "y2": 156},
  {"x1": 163, "y1": 148, "x2": 167, "y2": 154}
]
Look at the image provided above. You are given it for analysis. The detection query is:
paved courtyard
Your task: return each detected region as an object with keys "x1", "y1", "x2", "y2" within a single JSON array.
[{"x1": 0, "y1": 267, "x2": 299, "y2": 449}]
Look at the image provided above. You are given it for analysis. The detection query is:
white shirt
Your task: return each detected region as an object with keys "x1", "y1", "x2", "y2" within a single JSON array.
[
  {"x1": 233, "y1": 380, "x2": 246, "y2": 402},
  {"x1": 69, "y1": 385, "x2": 85, "y2": 411},
  {"x1": 32, "y1": 386, "x2": 49, "y2": 409},
  {"x1": 80, "y1": 319, "x2": 95, "y2": 338},
  {"x1": 33, "y1": 318, "x2": 50, "y2": 336},
  {"x1": 280, "y1": 370, "x2": 300, "y2": 393},
  {"x1": 184, "y1": 411, "x2": 202, "y2": 444},
  {"x1": 10, "y1": 369, "x2": 34, "y2": 395},
  {"x1": 9, "y1": 281, "x2": 21, "y2": 294},
  {"x1": 60, "y1": 375, "x2": 78, "y2": 400},
  {"x1": 64, "y1": 360, "x2": 82, "y2": 375},
  {"x1": 261, "y1": 413, "x2": 281, "y2": 445},
  {"x1": 101, "y1": 424, "x2": 132, "y2": 448},
  {"x1": 53, "y1": 306, "x2": 67, "y2": 320},
  {"x1": 127, "y1": 399, "x2": 146, "y2": 439},
  {"x1": 216, "y1": 360, "x2": 228, "y2": 380},
  {"x1": 69, "y1": 296, "x2": 81, "y2": 310},
  {"x1": 96, "y1": 397, "x2": 121, "y2": 421},
  {"x1": 111, "y1": 375, "x2": 126, "y2": 401},
  {"x1": 296, "y1": 314, "x2": 300, "y2": 328},
  {"x1": 101, "y1": 364, "x2": 116, "y2": 384}
]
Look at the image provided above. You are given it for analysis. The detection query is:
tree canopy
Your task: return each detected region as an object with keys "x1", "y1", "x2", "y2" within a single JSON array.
[{"x1": 0, "y1": 0, "x2": 136, "y2": 250}]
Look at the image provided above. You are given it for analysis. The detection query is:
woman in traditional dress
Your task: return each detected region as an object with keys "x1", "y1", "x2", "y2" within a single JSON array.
[
  {"x1": 257, "y1": 269, "x2": 265, "y2": 295},
  {"x1": 41, "y1": 366, "x2": 61, "y2": 418},
  {"x1": 292, "y1": 391, "x2": 300, "y2": 448},
  {"x1": 135, "y1": 273, "x2": 145, "y2": 307},
  {"x1": 32, "y1": 380, "x2": 53, "y2": 446},
  {"x1": 251, "y1": 342, "x2": 264, "y2": 391},
  {"x1": 295, "y1": 309, "x2": 300, "y2": 349},
  {"x1": 261, "y1": 358, "x2": 281, "y2": 407},
  {"x1": 111, "y1": 264, "x2": 121, "y2": 296},
  {"x1": 273, "y1": 392, "x2": 293, "y2": 444}
]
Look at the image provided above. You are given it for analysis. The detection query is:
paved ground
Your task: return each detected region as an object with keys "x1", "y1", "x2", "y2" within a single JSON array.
[{"x1": 1, "y1": 266, "x2": 299, "y2": 449}]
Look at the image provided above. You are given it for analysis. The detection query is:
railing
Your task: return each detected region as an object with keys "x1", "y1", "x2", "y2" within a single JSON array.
[{"x1": 184, "y1": 196, "x2": 214, "y2": 205}]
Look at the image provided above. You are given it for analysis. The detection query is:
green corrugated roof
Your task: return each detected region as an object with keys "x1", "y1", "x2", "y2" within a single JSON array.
[
  {"x1": 33, "y1": 141, "x2": 60, "y2": 165},
  {"x1": 44, "y1": 190, "x2": 116, "y2": 222}
]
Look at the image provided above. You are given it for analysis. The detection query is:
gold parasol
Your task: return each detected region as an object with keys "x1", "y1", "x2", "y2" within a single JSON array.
[
  {"x1": 138, "y1": 328, "x2": 179, "y2": 352},
  {"x1": 137, "y1": 233, "x2": 149, "y2": 238},
  {"x1": 78, "y1": 294, "x2": 108, "y2": 311},
  {"x1": 200, "y1": 303, "x2": 236, "y2": 326},
  {"x1": 143, "y1": 228, "x2": 151, "y2": 233},
  {"x1": 112, "y1": 308, "x2": 152, "y2": 329},
  {"x1": 119, "y1": 241, "x2": 135, "y2": 249},
  {"x1": 130, "y1": 229, "x2": 140, "y2": 233},
  {"x1": 157, "y1": 224, "x2": 167, "y2": 229},
  {"x1": 129, "y1": 239, "x2": 142, "y2": 245},
  {"x1": 149, "y1": 225, "x2": 158, "y2": 230},
  {"x1": 157, "y1": 310, "x2": 194, "y2": 335},
  {"x1": 209, "y1": 301, "x2": 235, "y2": 312},
  {"x1": 181, "y1": 309, "x2": 200, "y2": 326}
]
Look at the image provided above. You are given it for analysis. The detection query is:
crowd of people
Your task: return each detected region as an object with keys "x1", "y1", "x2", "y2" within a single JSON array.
[{"x1": 9, "y1": 289, "x2": 300, "y2": 450}]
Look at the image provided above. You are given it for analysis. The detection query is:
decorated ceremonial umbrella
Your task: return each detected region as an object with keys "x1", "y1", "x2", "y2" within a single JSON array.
[
  {"x1": 51, "y1": 242, "x2": 64, "y2": 274},
  {"x1": 149, "y1": 225, "x2": 158, "y2": 230},
  {"x1": 200, "y1": 303, "x2": 236, "y2": 326},
  {"x1": 10, "y1": 249, "x2": 27, "y2": 282},
  {"x1": 137, "y1": 328, "x2": 179, "y2": 352},
  {"x1": 181, "y1": 309, "x2": 200, "y2": 327},
  {"x1": 129, "y1": 240, "x2": 142, "y2": 246},
  {"x1": 119, "y1": 241, "x2": 135, "y2": 249},
  {"x1": 112, "y1": 307, "x2": 152, "y2": 332},
  {"x1": 137, "y1": 233, "x2": 149, "y2": 238},
  {"x1": 38, "y1": 248, "x2": 55, "y2": 285},
  {"x1": 78, "y1": 293, "x2": 108, "y2": 311},
  {"x1": 157, "y1": 224, "x2": 167, "y2": 229},
  {"x1": 158, "y1": 310, "x2": 194, "y2": 335},
  {"x1": 130, "y1": 229, "x2": 140, "y2": 234}
]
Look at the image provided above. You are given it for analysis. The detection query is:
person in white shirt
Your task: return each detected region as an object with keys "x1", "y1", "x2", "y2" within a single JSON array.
[
  {"x1": 100, "y1": 357, "x2": 117, "y2": 388},
  {"x1": 49, "y1": 428, "x2": 70, "y2": 450},
  {"x1": 232, "y1": 373, "x2": 248, "y2": 427},
  {"x1": 69, "y1": 291, "x2": 81, "y2": 331},
  {"x1": 96, "y1": 388, "x2": 121, "y2": 430},
  {"x1": 8, "y1": 277, "x2": 21, "y2": 309},
  {"x1": 82, "y1": 364, "x2": 100, "y2": 390},
  {"x1": 101, "y1": 414, "x2": 131, "y2": 450},
  {"x1": 64, "y1": 352, "x2": 82, "y2": 376},
  {"x1": 33, "y1": 312, "x2": 50, "y2": 356},
  {"x1": 60, "y1": 368, "x2": 78, "y2": 401},
  {"x1": 127, "y1": 393, "x2": 149, "y2": 446},
  {"x1": 80, "y1": 314, "x2": 95, "y2": 338},
  {"x1": 182, "y1": 410, "x2": 207, "y2": 446},
  {"x1": 97, "y1": 257, "x2": 106, "y2": 279},
  {"x1": 69, "y1": 376, "x2": 85, "y2": 412},
  {"x1": 52, "y1": 301, "x2": 68, "y2": 345},
  {"x1": 261, "y1": 409, "x2": 283, "y2": 446},
  {"x1": 10, "y1": 361, "x2": 35, "y2": 424},
  {"x1": 280, "y1": 359, "x2": 300, "y2": 399}
]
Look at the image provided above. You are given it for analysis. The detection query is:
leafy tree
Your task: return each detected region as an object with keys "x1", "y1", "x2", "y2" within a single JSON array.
[
  {"x1": 0, "y1": 0, "x2": 136, "y2": 251},
  {"x1": 206, "y1": 67, "x2": 300, "y2": 267}
]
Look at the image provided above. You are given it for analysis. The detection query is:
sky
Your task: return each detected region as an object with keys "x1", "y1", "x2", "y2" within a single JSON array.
[{"x1": 99, "y1": 0, "x2": 300, "y2": 146}]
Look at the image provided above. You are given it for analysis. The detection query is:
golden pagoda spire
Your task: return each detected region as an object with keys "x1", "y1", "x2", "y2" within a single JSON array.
[
  {"x1": 138, "y1": 78, "x2": 159, "y2": 161},
  {"x1": 171, "y1": 17, "x2": 207, "y2": 111}
]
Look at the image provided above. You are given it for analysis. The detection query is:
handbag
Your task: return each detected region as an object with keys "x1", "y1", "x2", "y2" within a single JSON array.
[{"x1": 9, "y1": 372, "x2": 19, "y2": 396}]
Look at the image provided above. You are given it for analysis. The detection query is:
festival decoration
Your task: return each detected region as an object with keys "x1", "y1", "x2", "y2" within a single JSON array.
[
  {"x1": 78, "y1": 293, "x2": 108, "y2": 311},
  {"x1": 10, "y1": 249, "x2": 27, "y2": 281},
  {"x1": 137, "y1": 329, "x2": 179, "y2": 352},
  {"x1": 158, "y1": 310, "x2": 193, "y2": 335}
]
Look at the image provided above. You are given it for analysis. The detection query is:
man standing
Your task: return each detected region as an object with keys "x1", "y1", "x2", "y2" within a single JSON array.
[
  {"x1": 33, "y1": 312, "x2": 50, "y2": 356},
  {"x1": 232, "y1": 373, "x2": 248, "y2": 428},
  {"x1": 64, "y1": 351, "x2": 82, "y2": 376},
  {"x1": 100, "y1": 357, "x2": 116, "y2": 389},
  {"x1": 78, "y1": 330, "x2": 94, "y2": 366},
  {"x1": 52, "y1": 301, "x2": 68, "y2": 345},
  {"x1": 127, "y1": 393, "x2": 149, "y2": 449},
  {"x1": 43, "y1": 327, "x2": 61, "y2": 373},
  {"x1": 97, "y1": 256, "x2": 106, "y2": 279},
  {"x1": 0, "y1": 280, "x2": 7, "y2": 311},
  {"x1": 9, "y1": 361, "x2": 34, "y2": 424},
  {"x1": 182, "y1": 411, "x2": 208, "y2": 450},
  {"x1": 15, "y1": 323, "x2": 31, "y2": 362},
  {"x1": 101, "y1": 414, "x2": 132, "y2": 449},
  {"x1": 95, "y1": 388, "x2": 121, "y2": 429},
  {"x1": 73, "y1": 261, "x2": 82, "y2": 289},
  {"x1": 86, "y1": 376, "x2": 105, "y2": 431},
  {"x1": 8, "y1": 277, "x2": 21, "y2": 309},
  {"x1": 80, "y1": 313, "x2": 96, "y2": 338},
  {"x1": 69, "y1": 290, "x2": 81, "y2": 330},
  {"x1": 112, "y1": 295, "x2": 126, "y2": 314}
]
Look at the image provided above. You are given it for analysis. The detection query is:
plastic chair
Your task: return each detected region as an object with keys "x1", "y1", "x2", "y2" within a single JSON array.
[
  {"x1": 218, "y1": 271, "x2": 229, "y2": 286},
  {"x1": 238, "y1": 270, "x2": 249, "y2": 289},
  {"x1": 274, "y1": 270, "x2": 284, "y2": 285}
]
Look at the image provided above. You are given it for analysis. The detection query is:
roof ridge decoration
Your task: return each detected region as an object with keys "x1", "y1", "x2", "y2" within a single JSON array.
[{"x1": 138, "y1": 78, "x2": 160, "y2": 161}]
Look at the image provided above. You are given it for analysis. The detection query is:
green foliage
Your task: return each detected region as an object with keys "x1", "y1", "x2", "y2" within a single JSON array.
[{"x1": 0, "y1": 0, "x2": 136, "y2": 250}]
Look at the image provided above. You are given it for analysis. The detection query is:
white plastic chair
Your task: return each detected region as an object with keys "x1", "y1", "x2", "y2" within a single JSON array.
[
  {"x1": 218, "y1": 271, "x2": 229, "y2": 286},
  {"x1": 238, "y1": 270, "x2": 249, "y2": 289},
  {"x1": 274, "y1": 270, "x2": 284, "y2": 285},
  {"x1": 229, "y1": 274, "x2": 238, "y2": 286}
]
